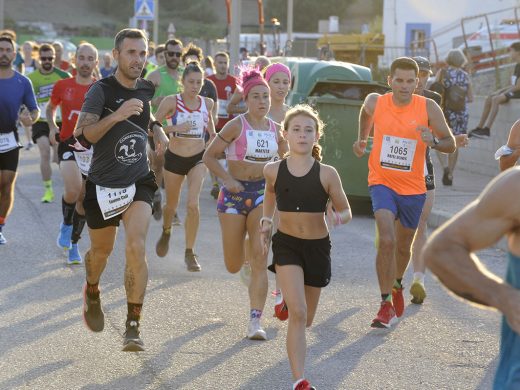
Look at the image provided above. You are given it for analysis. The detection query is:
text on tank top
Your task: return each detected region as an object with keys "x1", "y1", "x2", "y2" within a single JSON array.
[
  {"x1": 275, "y1": 159, "x2": 328, "y2": 212},
  {"x1": 225, "y1": 114, "x2": 278, "y2": 163},
  {"x1": 165, "y1": 94, "x2": 209, "y2": 139},
  {"x1": 369, "y1": 93, "x2": 428, "y2": 195}
]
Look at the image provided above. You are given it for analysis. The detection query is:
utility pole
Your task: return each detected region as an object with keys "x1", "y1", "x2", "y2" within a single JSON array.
[
  {"x1": 287, "y1": 0, "x2": 293, "y2": 43},
  {"x1": 230, "y1": 0, "x2": 241, "y2": 73},
  {"x1": 153, "y1": 0, "x2": 159, "y2": 44},
  {"x1": 0, "y1": 0, "x2": 4, "y2": 30}
]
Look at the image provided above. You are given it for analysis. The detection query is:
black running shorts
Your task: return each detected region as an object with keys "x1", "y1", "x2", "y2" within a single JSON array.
[
  {"x1": 83, "y1": 171, "x2": 158, "y2": 229},
  {"x1": 268, "y1": 230, "x2": 332, "y2": 288},
  {"x1": 164, "y1": 149, "x2": 205, "y2": 176},
  {"x1": 0, "y1": 147, "x2": 20, "y2": 172}
]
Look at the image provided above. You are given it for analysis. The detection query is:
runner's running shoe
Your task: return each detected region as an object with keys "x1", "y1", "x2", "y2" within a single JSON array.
[
  {"x1": 410, "y1": 280, "x2": 427, "y2": 304},
  {"x1": 41, "y1": 187, "x2": 54, "y2": 203},
  {"x1": 295, "y1": 379, "x2": 316, "y2": 390},
  {"x1": 210, "y1": 183, "x2": 220, "y2": 199},
  {"x1": 185, "y1": 252, "x2": 201, "y2": 272},
  {"x1": 152, "y1": 190, "x2": 162, "y2": 221},
  {"x1": 371, "y1": 301, "x2": 397, "y2": 328},
  {"x1": 67, "y1": 243, "x2": 83, "y2": 265},
  {"x1": 392, "y1": 286, "x2": 405, "y2": 318},
  {"x1": 172, "y1": 213, "x2": 182, "y2": 226},
  {"x1": 123, "y1": 320, "x2": 144, "y2": 352},
  {"x1": 57, "y1": 223, "x2": 73, "y2": 250},
  {"x1": 247, "y1": 318, "x2": 267, "y2": 340},
  {"x1": 0, "y1": 232, "x2": 6, "y2": 245},
  {"x1": 83, "y1": 283, "x2": 104, "y2": 332},
  {"x1": 272, "y1": 290, "x2": 289, "y2": 321},
  {"x1": 156, "y1": 229, "x2": 171, "y2": 257}
]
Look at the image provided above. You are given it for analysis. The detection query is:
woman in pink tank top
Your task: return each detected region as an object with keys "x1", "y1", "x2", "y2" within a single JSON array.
[{"x1": 203, "y1": 67, "x2": 287, "y2": 340}]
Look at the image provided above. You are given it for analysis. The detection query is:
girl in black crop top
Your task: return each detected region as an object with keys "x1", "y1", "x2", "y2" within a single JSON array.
[{"x1": 261, "y1": 105, "x2": 352, "y2": 390}]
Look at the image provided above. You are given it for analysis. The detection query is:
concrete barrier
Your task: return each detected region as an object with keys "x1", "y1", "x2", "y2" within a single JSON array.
[{"x1": 456, "y1": 97, "x2": 520, "y2": 177}]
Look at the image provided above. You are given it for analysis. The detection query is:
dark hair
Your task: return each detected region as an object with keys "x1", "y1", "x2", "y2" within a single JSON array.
[
  {"x1": 204, "y1": 56, "x2": 215, "y2": 71},
  {"x1": 282, "y1": 104, "x2": 325, "y2": 161},
  {"x1": 165, "y1": 39, "x2": 183, "y2": 50},
  {"x1": 511, "y1": 42, "x2": 520, "y2": 52},
  {"x1": 39, "y1": 43, "x2": 55, "y2": 55},
  {"x1": 182, "y1": 61, "x2": 203, "y2": 80},
  {"x1": 214, "y1": 51, "x2": 229, "y2": 61},
  {"x1": 390, "y1": 57, "x2": 419, "y2": 77},
  {"x1": 155, "y1": 44, "x2": 165, "y2": 55},
  {"x1": 181, "y1": 43, "x2": 203, "y2": 64},
  {"x1": 114, "y1": 28, "x2": 147, "y2": 51},
  {"x1": 0, "y1": 36, "x2": 15, "y2": 49}
]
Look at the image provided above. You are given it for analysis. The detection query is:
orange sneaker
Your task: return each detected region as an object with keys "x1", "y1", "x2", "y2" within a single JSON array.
[
  {"x1": 371, "y1": 300, "x2": 397, "y2": 328},
  {"x1": 392, "y1": 286, "x2": 405, "y2": 318}
]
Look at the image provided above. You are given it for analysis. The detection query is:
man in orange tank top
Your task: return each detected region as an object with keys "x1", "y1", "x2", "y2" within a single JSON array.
[{"x1": 353, "y1": 57, "x2": 456, "y2": 328}]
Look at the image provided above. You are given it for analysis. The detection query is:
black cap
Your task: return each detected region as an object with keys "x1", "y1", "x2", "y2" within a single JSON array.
[{"x1": 412, "y1": 56, "x2": 432, "y2": 74}]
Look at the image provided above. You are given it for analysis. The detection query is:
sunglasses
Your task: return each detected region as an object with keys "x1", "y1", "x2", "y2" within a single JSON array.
[
  {"x1": 166, "y1": 51, "x2": 181, "y2": 58},
  {"x1": 40, "y1": 57, "x2": 54, "y2": 62}
]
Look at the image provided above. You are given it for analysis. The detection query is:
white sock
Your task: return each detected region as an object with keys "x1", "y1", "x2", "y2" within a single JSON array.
[
  {"x1": 293, "y1": 379, "x2": 305, "y2": 390},
  {"x1": 274, "y1": 289, "x2": 283, "y2": 305},
  {"x1": 413, "y1": 272, "x2": 425, "y2": 284}
]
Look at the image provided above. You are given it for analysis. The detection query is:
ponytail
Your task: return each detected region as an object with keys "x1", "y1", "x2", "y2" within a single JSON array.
[{"x1": 311, "y1": 144, "x2": 322, "y2": 161}]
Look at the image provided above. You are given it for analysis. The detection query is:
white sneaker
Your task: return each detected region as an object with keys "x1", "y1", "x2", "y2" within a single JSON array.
[
  {"x1": 0, "y1": 232, "x2": 6, "y2": 245},
  {"x1": 247, "y1": 318, "x2": 267, "y2": 340},
  {"x1": 240, "y1": 262, "x2": 252, "y2": 286}
]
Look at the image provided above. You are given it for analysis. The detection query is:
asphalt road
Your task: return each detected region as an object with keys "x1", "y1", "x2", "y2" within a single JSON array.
[{"x1": 0, "y1": 149, "x2": 504, "y2": 389}]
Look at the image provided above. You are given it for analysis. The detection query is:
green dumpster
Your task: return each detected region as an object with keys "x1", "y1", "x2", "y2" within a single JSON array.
[{"x1": 304, "y1": 62, "x2": 389, "y2": 207}]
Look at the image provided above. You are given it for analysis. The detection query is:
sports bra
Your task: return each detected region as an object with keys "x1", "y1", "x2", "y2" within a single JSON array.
[{"x1": 275, "y1": 159, "x2": 328, "y2": 212}]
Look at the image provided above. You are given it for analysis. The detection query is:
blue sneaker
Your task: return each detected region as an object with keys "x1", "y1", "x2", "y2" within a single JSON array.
[
  {"x1": 68, "y1": 243, "x2": 82, "y2": 265},
  {"x1": 57, "y1": 223, "x2": 73, "y2": 250},
  {"x1": 0, "y1": 232, "x2": 6, "y2": 245}
]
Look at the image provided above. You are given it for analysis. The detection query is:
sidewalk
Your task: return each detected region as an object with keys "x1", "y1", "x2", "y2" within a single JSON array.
[{"x1": 428, "y1": 158, "x2": 506, "y2": 250}]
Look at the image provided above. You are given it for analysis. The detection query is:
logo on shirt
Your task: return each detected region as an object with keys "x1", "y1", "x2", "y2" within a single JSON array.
[
  {"x1": 114, "y1": 131, "x2": 145, "y2": 165},
  {"x1": 115, "y1": 98, "x2": 125, "y2": 104}
]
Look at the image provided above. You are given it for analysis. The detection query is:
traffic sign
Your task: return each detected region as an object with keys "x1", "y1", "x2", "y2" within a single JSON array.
[{"x1": 135, "y1": 0, "x2": 154, "y2": 21}]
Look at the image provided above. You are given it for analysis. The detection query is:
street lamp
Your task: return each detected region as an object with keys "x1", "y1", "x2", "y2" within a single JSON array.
[{"x1": 271, "y1": 17, "x2": 281, "y2": 55}]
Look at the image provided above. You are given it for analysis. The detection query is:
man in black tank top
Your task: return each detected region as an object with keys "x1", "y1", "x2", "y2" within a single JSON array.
[{"x1": 73, "y1": 29, "x2": 169, "y2": 352}]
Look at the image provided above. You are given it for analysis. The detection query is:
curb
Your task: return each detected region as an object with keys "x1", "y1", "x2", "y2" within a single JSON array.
[{"x1": 428, "y1": 209, "x2": 508, "y2": 252}]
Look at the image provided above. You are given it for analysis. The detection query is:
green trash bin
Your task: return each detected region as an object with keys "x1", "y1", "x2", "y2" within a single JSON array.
[{"x1": 305, "y1": 65, "x2": 389, "y2": 210}]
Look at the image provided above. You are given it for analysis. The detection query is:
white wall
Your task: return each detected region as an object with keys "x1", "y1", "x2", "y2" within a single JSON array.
[{"x1": 382, "y1": 0, "x2": 520, "y2": 67}]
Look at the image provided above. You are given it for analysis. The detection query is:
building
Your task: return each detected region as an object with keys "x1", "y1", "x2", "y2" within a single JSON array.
[{"x1": 381, "y1": 0, "x2": 520, "y2": 67}]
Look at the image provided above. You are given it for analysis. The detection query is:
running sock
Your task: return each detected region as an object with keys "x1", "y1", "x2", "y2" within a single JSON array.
[
  {"x1": 71, "y1": 211, "x2": 86, "y2": 244},
  {"x1": 250, "y1": 309, "x2": 263, "y2": 319},
  {"x1": 382, "y1": 293, "x2": 391, "y2": 302},
  {"x1": 293, "y1": 379, "x2": 305, "y2": 390},
  {"x1": 43, "y1": 179, "x2": 52, "y2": 189},
  {"x1": 62, "y1": 197, "x2": 75, "y2": 225},
  {"x1": 0, "y1": 223, "x2": 4, "y2": 233},
  {"x1": 274, "y1": 289, "x2": 283, "y2": 305},
  {"x1": 393, "y1": 278, "x2": 403, "y2": 289},
  {"x1": 127, "y1": 302, "x2": 143, "y2": 323},
  {"x1": 86, "y1": 281, "x2": 100, "y2": 299},
  {"x1": 413, "y1": 272, "x2": 425, "y2": 284},
  {"x1": 163, "y1": 227, "x2": 171, "y2": 235},
  {"x1": 185, "y1": 248, "x2": 193, "y2": 255}
]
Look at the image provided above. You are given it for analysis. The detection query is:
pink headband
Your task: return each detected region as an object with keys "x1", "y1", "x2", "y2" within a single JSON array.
[
  {"x1": 241, "y1": 68, "x2": 269, "y2": 98},
  {"x1": 264, "y1": 63, "x2": 291, "y2": 82}
]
